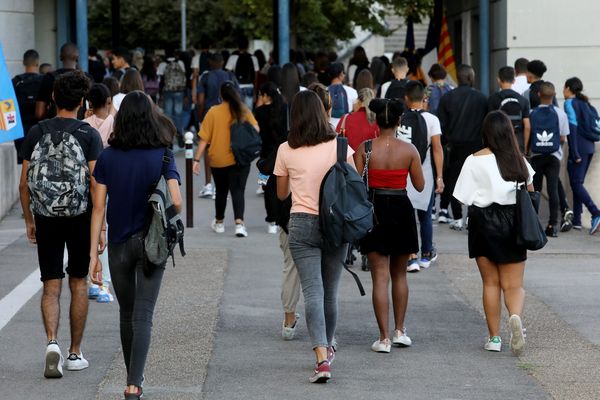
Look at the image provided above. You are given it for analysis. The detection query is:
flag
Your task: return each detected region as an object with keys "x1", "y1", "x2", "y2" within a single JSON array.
[
  {"x1": 0, "y1": 42, "x2": 24, "y2": 144},
  {"x1": 437, "y1": 14, "x2": 457, "y2": 82},
  {"x1": 404, "y1": 17, "x2": 415, "y2": 52}
]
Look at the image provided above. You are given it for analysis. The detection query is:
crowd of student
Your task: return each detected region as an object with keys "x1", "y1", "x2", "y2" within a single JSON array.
[{"x1": 10, "y1": 38, "x2": 600, "y2": 394}]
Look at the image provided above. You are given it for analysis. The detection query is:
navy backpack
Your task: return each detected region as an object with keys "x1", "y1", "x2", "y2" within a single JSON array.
[{"x1": 530, "y1": 106, "x2": 561, "y2": 154}]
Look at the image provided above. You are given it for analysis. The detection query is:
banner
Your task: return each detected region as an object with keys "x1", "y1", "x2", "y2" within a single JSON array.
[{"x1": 0, "y1": 42, "x2": 24, "y2": 144}]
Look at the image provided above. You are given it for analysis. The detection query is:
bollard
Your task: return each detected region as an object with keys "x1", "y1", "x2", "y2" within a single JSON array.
[{"x1": 184, "y1": 131, "x2": 194, "y2": 228}]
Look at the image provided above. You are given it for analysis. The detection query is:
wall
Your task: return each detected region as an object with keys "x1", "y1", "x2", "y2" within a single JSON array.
[
  {"x1": 0, "y1": 0, "x2": 35, "y2": 77},
  {"x1": 34, "y1": 0, "x2": 57, "y2": 68},
  {"x1": 0, "y1": 144, "x2": 19, "y2": 219}
]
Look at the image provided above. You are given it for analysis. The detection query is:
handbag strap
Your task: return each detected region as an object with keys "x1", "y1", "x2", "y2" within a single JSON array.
[
  {"x1": 340, "y1": 113, "x2": 349, "y2": 137},
  {"x1": 362, "y1": 140, "x2": 372, "y2": 189}
]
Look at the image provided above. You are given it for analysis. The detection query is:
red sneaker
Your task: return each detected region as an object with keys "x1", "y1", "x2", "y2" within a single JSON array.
[
  {"x1": 309, "y1": 361, "x2": 331, "y2": 383},
  {"x1": 327, "y1": 346, "x2": 336, "y2": 365}
]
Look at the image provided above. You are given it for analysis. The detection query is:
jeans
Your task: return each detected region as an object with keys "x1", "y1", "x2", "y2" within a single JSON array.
[
  {"x1": 288, "y1": 213, "x2": 346, "y2": 348},
  {"x1": 279, "y1": 230, "x2": 301, "y2": 314},
  {"x1": 162, "y1": 90, "x2": 184, "y2": 133},
  {"x1": 531, "y1": 155, "x2": 560, "y2": 227},
  {"x1": 239, "y1": 84, "x2": 254, "y2": 111},
  {"x1": 211, "y1": 165, "x2": 250, "y2": 221},
  {"x1": 108, "y1": 233, "x2": 165, "y2": 387},
  {"x1": 567, "y1": 153, "x2": 600, "y2": 225},
  {"x1": 417, "y1": 191, "x2": 434, "y2": 254},
  {"x1": 440, "y1": 142, "x2": 482, "y2": 219}
]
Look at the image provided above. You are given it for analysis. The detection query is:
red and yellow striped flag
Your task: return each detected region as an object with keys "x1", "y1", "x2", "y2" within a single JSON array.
[{"x1": 437, "y1": 14, "x2": 457, "y2": 82}]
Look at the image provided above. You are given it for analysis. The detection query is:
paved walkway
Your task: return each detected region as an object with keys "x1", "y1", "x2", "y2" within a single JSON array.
[{"x1": 0, "y1": 154, "x2": 598, "y2": 399}]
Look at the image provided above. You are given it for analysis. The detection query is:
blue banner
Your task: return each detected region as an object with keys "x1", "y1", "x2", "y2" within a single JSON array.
[{"x1": 0, "y1": 42, "x2": 24, "y2": 144}]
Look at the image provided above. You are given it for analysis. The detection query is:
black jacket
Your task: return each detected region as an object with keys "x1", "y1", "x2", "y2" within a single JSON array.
[{"x1": 438, "y1": 84, "x2": 488, "y2": 145}]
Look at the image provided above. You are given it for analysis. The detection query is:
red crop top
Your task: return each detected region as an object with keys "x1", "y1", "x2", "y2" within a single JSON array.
[{"x1": 368, "y1": 169, "x2": 409, "y2": 189}]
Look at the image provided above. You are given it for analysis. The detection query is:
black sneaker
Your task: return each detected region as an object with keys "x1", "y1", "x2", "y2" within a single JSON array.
[
  {"x1": 545, "y1": 225, "x2": 558, "y2": 238},
  {"x1": 560, "y1": 209, "x2": 573, "y2": 232}
]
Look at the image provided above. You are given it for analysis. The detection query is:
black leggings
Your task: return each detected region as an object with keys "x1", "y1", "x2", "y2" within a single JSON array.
[
  {"x1": 108, "y1": 233, "x2": 164, "y2": 388},
  {"x1": 211, "y1": 165, "x2": 250, "y2": 221},
  {"x1": 441, "y1": 142, "x2": 482, "y2": 219}
]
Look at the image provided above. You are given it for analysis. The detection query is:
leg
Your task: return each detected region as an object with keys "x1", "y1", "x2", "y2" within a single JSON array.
[
  {"x1": 557, "y1": 178, "x2": 569, "y2": 212},
  {"x1": 475, "y1": 256, "x2": 501, "y2": 337},
  {"x1": 368, "y1": 252, "x2": 391, "y2": 340},
  {"x1": 280, "y1": 231, "x2": 301, "y2": 324},
  {"x1": 163, "y1": 92, "x2": 175, "y2": 127},
  {"x1": 173, "y1": 91, "x2": 185, "y2": 135},
  {"x1": 546, "y1": 157, "x2": 561, "y2": 228},
  {"x1": 264, "y1": 176, "x2": 279, "y2": 223},
  {"x1": 203, "y1": 148, "x2": 212, "y2": 185},
  {"x1": 417, "y1": 199, "x2": 433, "y2": 254},
  {"x1": 390, "y1": 254, "x2": 410, "y2": 332},
  {"x1": 321, "y1": 244, "x2": 346, "y2": 346},
  {"x1": 210, "y1": 167, "x2": 229, "y2": 222},
  {"x1": 41, "y1": 280, "x2": 62, "y2": 342},
  {"x1": 67, "y1": 277, "x2": 88, "y2": 355},
  {"x1": 229, "y1": 165, "x2": 250, "y2": 223},
  {"x1": 498, "y1": 261, "x2": 525, "y2": 317}
]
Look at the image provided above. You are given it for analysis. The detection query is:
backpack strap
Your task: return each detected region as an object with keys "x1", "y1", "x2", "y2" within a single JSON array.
[
  {"x1": 340, "y1": 114, "x2": 349, "y2": 137},
  {"x1": 161, "y1": 148, "x2": 172, "y2": 177},
  {"x1": 343, "y1": 262, "x2": 366, "y2": 296},
  {"x1": 336, "y1": 136, "x2": 348, "y2": 163}
]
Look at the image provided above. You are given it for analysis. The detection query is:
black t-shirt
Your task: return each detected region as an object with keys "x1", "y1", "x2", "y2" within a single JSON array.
[
  {"x1": 255, "y1": 103, "x2": 288, "y2": 159},
  {"x1": 12, "y1": 72, "x2": 42, "y2": 133},
  {"x1": 438, "y1": 84, "x2": 488, "y2": 145},
  {"x1": 88, "y1": 59, "x2": 106, "y2": 83},
  {"x1": 488, "y1": 89, "x2": 530, "y2": 147},
  {"x1": 36, "y1": 68, "x2": 94, "y2": 118}
]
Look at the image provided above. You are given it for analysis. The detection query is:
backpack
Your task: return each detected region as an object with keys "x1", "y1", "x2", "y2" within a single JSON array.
[
  {"x1": 144, "y1": 149, "x2": 185, "y2": 270},
  {"x1": 143, "y1": 74, "x2": 160, "y2": 97},
  {"x1": 529, "y1": 106, "x2": 561, "y2": 154},
  {"x1": 427, "y1": 83, "x2": 451, "y2": 115},
  {"x1": 498, "y1": 93, "x2": 523, "y2": 135},
  {"x1": 27, "y1": 120, "x2": 90, "y2": 217},
  {"x1": 319, "y1": 137, "x2": 374, "y2": 248},
  {"x1": 385, "y1": 79, "x2": 408, "y2": 101},
  {"x1": 397, "y1": 109, "x2": 429, "y2": 164},
  {"x1": 230, "y1": 120, "x2": 262, "y2": 166},
  {"x1": 13, "y1": 73, "x2": 42, "y2": 127},
  {"x1": 575, "y1": 99, "x2": 600, "y2": 142},
  {"x1": 235, "y1": 53, "x2": 255, "y2": 84},
  {"x1": 329, "y1": 84, "x2": 349, "y2": 119},
  {"x1": 163, "y1": 61, "x2": 186, "y2": 92}
]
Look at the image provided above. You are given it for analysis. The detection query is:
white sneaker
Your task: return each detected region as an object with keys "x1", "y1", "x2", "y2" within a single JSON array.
[
  {"x1": 407, "y1": 258, "x2": 420, "y2": 273},
  {"x1": 44, "y1": 341, "x2": 64, "y2": 378},
  {"x1": 211, "y1": 220, "x2": 225, "y2": 233},
  {"x1": 256, "y1": 186, "x2": 264, "y2": 195},
  {"x1": 282, "y1": 313, "x2": 300, "y2": 340},
  {"x1": 437, "y1": 209, "x2": 451, "y2": 224},
  {"x1": 371, "y1": 338, "x2": 391, "y2": 353},
  {"x1": 198, "y1": 183, "x2": 215, "y2": 198},
  {"x1": 96, "y1": 287, "x2": 114, "y2": 303},
  {"x1": 64, "y1": 352, "x2": 89, "y2": 371},
  {"x1": 509, "y1": 315, "x2": 525, "y2": 356},
  {"x1": 392, "y1": 328, "x2": 412, "y2": 347},
  {"x1": 267, "y1": 222, "x2": 279, "y2": 234},
  {"x1": 235, "y1": 223, "x2": 248, "y2": 237},
  {"x1": 484, "y1": 336, "x2": 502, "y2": 352},
  {"x1": 450, "y1": 219, "x2": 464, "y2": 231}
]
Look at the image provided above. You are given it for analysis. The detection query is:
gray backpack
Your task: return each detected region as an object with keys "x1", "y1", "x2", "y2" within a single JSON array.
[
  {"x1": 27, "y1": 120, "x2": 90, "y2": 217},
  {"x1": 143, "y1": 149, "x2": 185, "y2": 270}
]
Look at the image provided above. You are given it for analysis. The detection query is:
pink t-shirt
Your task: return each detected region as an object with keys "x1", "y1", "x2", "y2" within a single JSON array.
[
  {"x1": 84, "y1": 114, "x2": 114, "y2": 148},
  {"x1": 274, "y1": 139, "x2": 355, "y2": 215}
]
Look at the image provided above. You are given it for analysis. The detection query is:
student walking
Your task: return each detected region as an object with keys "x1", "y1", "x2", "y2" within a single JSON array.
[
  {"x1": 424, "y1": 63, "x2": 452, "y2": 116},
  {"x1": 192, "y1": 82, "x2": 259, "y2": 237},
  {"x1": 335, "y1": 88, "x2": 379, "y2": 151},
  {"x1": 563, "y1": 77, "x2": 600, "y2": 234},
  {"x1": 19, "y1": 70, "x2": 103, "y2": 378},
  {"x1": 354, "y1": 98, "x2": 424, "y2": 353},
  {"x1": 453, "y1": 111, "x2": 535, "y2": 355},
  {"x1": 328, "y1": 62, "x2": 358, "y2": 127},
  {"x1": 274, "y1": 90, "x2": 355, "y2": 383},
  {"x1": 89, "y1": 91, "x2": 182, "y2": 399}
]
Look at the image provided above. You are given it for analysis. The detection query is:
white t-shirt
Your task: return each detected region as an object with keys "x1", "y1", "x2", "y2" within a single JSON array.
[
  {"x1": 453, "y1": 154, "x2": 535, "y2": 207},
  {"x1": 191, "y1": 54, "x2": 200, "y2": 70},
  {"x1": 530, "y1": 105, "x2": 569, "y2": 160},
  {"x1": 224, "y1": 54, "x2": 260, "y2": 73},
  {"x1": 402, "y1": 111, "x2": 442, "y2": 211},
  {"x1": 112, "y1": 92, "x2": 126, "y2": 111},
  {"x1": 157, "y1": 58, "x2": 185, "y2": 76},
  {"x1": 512, "y1": 75, "x2": 530, "y2": 96},
  {"x1": 330, "y1": 85, "x2": 358, "y2": 128}
]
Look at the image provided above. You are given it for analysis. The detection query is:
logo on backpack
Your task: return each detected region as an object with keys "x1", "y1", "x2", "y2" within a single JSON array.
[
  {"x1": 163, "y1": 61, "x2": 186, "y2": 92},
  {"x1": 27, "y1": 121, "x2": 90, "y2": 217},
  {"x1": 535, "y1": 131, "x2": 555, "y2": 147},
  {"x1": 397, "y1": 109, "x2": 429, "y2": 164},
  {"x1": 530, "y1": 106, "x2": 560, "y2": 154}
]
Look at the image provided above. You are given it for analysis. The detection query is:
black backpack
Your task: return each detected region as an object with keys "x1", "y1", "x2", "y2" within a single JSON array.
[
  {"x1": 230, "y1": 120, "x2": 262, "y2": 166},
  {"x1": 385, "y1": 79, "x2": 408, "y2": 101},
  {"x1": 319, "y1": 137, "x2": 374, "y2": 248},
  {"x1": 235, "y1": 53, "x2": 255, "y2": 84},
  {"x1": 498, "y1": 93, "x2": 523, "y2": 135},
  {"x1": 13, "y1": 73, "x2": 42, "y2": 128},
  {"x1": 397, "y1": 109, "x2": 429, "y2": 164}
]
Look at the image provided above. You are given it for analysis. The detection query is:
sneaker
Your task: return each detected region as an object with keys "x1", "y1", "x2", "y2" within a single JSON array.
[
  {"x1": 573, "y1": 225, "x2": 582, "y2": 231},
  {"x1": 267, "y1": 222, "x2": 279, "y2": 234},
  {"x1": 431, "y1": 206, "x2": 437, "y2": 221},
  {"x1": 438, "y1": 209, "x2": 450, "y2": 224},
  {"x1": 198, "y1": 183, "x2": 215, "y2": 198},
  {"x1": 44, "y1": 341, "x2": 64, "y2": 378},
  {"x1": 309, "y1": 361, "x2": 331, "y2": 383},
  {"x1": 407, "y1": 258, "x2": 420, "y2": 273},
  {"x1": 256, "y1": 186, "x2": 264, "y2": 195},
  {"x1": 560, "y1": 208, "x2": 574, "y2": 232},
  {"x1": 211, "y1": 220, "x2": 225, "y2": 233},
  {"x1": 282, "y1": 313, "x2": 300, "y2": 341},
  {"x1": 418, "y1": 248, "x2": 438, "y2": 269},
  {"x1": 88, "y1": 284, "x2": 100, "y2": 299},
  {"x1": 371, "y1": 338, "x2": 391, "y2": 353},
  {"x1": 96, "y1": 287, "x2": 114, "y2": 303},
  {"x1": 545, "y1": 225, "x2": 558, "y2": 238},
  {"x1": 124, "y1": 387, "x2": 143, "y2": 400},
  {"x1": 257, "y1": 173, "x2": 269, "y2": 186},
  {"x1": 450, "y1": 219, "x2": 464, "y2": 231},
  {"x1": 64, "y1": 352, "x2": 89, "y2": 371},
  {"x1": 590, "y1": 215, "x2": 600, "y2": 235},
  {"x1": 484, "y1": 336, "x2": 502, "y2": 352},
  {"x1": 509, "y1": 315, "x2": 525, "y2": 355},
  {"x1": 235, "y1": 223, "x2": 248, "y2": 237},
  {"x1": 327, "y1": 346, "x2": 336, "y2": 365},
  {"x1": 392, "y1": 328, "x2": 412, "y2": 347}
]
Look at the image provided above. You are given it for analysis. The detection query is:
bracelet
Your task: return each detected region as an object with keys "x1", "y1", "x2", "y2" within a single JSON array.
[{"x1": 193, "y1": 159, "x2": 200, "y2": 162}]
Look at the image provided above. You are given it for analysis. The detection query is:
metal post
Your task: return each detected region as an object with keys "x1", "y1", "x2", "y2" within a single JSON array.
[
  {"x1": 56, "y1": 0, "x2": 69, "y2": 64},
  {"x1": 278, "y1": 0, "x2": 289, "y2": 65},
  {"x1": 184, "y1": 131, "x2": 194, "y2": 228},
  {"x1": 479, "y1": 0, "x2": 490, "y2": 95},
  {"x1": 181, "y1": 0, "x2": 187, "y2": 51},
  {"x1": 76, "y1": 0, "x2": 88, "y2": 72}
]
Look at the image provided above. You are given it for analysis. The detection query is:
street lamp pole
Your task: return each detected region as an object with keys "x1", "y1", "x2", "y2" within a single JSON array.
[
  {"x1": 181, "y1": 0, "x2": 187, "y2": 51},
  {"x1": 278, "y1": 0, "x2": 290, "y2": 65}
]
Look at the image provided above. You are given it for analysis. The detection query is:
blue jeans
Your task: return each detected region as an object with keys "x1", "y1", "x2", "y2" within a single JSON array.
[
  {"x1": 162, "y1": 90, "x2": 184, "y2": 133},
  {"x1": 287, "y1": 213, "x2": 346, "y2": 349},
  {"x1": 239, "y1": 85, "x2": 254, "y2": 111},
  {"x1": 567, "y1": 153, "x2": 600, "y2": 225},
  {"x1": 417, "y1": 191, "x2": 434, "y2": 254}
]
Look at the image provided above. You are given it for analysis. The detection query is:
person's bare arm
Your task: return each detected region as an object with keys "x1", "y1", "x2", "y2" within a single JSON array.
[
  {"x1": 168, "y1": 179, "x2": 183, "y2": 213},
  {"x1": 523, "y1": 117, "x2": 531, "y2": 154},
  {"x1": 409, "y1": 147, "x2": 425, "y2": 192},
  {"x1": 352, "y1": 142, "x2": 365, "y2": 175},
  {"x1": 276, "y1": 175, "x2": 290, "y2": 201},
  {"x1": 19, "y1": 161, "x2": 36, "y2": 244},
  {"x1": 193, "y1": 139, "x2": 209, "y2": 175},
  {"x1": 35, "y1": 101, "x2": 47, "y2": 120},
  {"x1": 431, "y1": 135, "x2": 445, "y2": 193},
  {"x1": 191, "y1": 69, "x2": 199, "y2": 104},
  {"x1": 89, "y1": 178, "x2": 107, "y2": 285}
]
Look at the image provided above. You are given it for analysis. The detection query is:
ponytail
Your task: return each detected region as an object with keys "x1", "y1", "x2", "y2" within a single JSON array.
[
  {"x1": 220, "y1": 81, "x2": 245, "y2": 122},
  {"x1": 565, "y1": 77, "x2": 589, "y2": 103}
]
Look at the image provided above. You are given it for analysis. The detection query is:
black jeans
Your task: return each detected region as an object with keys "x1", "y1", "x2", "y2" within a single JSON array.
[
  {"x1": 108, "y1": 233, "x2": 165, "y2": 388},
  {"x1": 263, "y1": 175, "x2": 279, "y2": 223},
  {"x1": 531, "y1": 154, "x2": 560, "y2": 227},
  {"x1": 441, "y1": 142, "x2": 482, "y2": 219},
  {"x1": 211, "y1": 164, "x2": 251, "y2": 221}
]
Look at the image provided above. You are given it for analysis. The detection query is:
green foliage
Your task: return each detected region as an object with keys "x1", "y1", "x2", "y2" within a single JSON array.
[{"x1": 88, "y1": 0, "x2": 433, "y2": 51}]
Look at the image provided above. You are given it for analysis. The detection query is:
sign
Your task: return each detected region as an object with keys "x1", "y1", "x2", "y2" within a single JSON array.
[{"x1": 0, "y1": 42, "x2": 24, "y2": 144}]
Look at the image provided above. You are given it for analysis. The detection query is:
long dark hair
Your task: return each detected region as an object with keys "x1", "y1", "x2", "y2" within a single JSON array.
[
  {"x1": 482, "y1": 111, "x2": 528, "y2": 182},
  {"x1": 220, "y1": 81, "x2": 245, "y2": 122},
  {"x1": 564, "y1": 77, "x2": 589, "y2": 103},
  {"x1": 369, "y1": 98, "x2": 404, "y2": 129},
  {"x1": 141, "y1": 56, "x2": 157, "y2": 80},
  {"x1": 120, "y1": 69, "x2": 144, "y2": 94},
  {"x1": 288, "y1": 90, "x2": 335, "y2": 149},
  {"x1": 109, "y1": 90, "x2": 176, "y2": 149},
  {"x1": 259, "y1": 82, "x2": 287, "y2": 140},
  {"x1": 281, "y1": 63, "x2": 300, "y2": 104}
]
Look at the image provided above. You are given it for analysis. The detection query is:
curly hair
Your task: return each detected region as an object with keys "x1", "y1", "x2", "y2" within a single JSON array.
[{"x1": 53, "y1": 70, "x2": 91, "y2": 111}]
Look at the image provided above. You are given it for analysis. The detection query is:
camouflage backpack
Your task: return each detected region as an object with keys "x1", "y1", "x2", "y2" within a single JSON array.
[{"x1": 27, "y1": 120, "x2": 90, "y2": 217}]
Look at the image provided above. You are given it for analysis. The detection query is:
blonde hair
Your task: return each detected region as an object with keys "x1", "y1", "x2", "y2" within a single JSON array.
[{"x1": 358, "y1": 88, "x2": 376, "y2": 124}]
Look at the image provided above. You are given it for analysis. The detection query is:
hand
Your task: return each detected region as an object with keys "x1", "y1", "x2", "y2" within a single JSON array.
[
  {"x1": 191, "y1": 94, "x2": 197, "y2": 105},
  {"x1": 25, "y1": 221, "x2": 36, "y2": 244},
  {"x1": 84, "y1": 109, "x2": 94, "y2": 119},
  {"x1": 193, "y1": 160, "x2": 201, "y2": 175},
  {"x1": 89, "y1": 256, "x2": 103, "y2": 285},
  {"x1": 435, "y1": 178, "x2": 445, "y2": 194},
  {"x1": 98, "y1": 230, "x2": 107, "y2": 254},
  {"x1": 575, "y1": 158, "x2": 582, "y2": 164}
]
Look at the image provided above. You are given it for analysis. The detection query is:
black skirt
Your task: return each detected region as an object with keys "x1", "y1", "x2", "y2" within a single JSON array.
[
  {"x1": 468, "y1": 203, "x2": 527, "y2": 264},
  {"x1": 360, "y1": 190, "x2": 419, "y2": 256}
]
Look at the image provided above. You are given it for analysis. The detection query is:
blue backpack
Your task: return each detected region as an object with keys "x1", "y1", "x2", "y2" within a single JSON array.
[
  {"x1": 530, "y1": 106, "x2": 561, "y2": 154},
  {"x1": 575, "y1": 99, "x2": 600, "y2": 142},
  {"x1": 329, "y1": 84, "x2": 349, "y2": 119}
]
